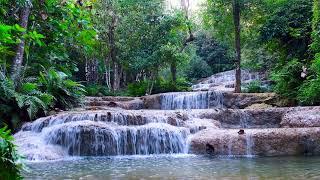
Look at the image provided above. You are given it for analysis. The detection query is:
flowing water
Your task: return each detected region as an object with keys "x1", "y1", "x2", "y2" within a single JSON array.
[
  {"x1": 192, "y1": 69, "x2": 266, "y2": 91},
  {"x1": 23, "y1": 155, "x2": 320, "y2": 179},
  {"x1": 160, "y1": 91, "x2": 223, "y2": 110},
  {"x1": 14, "y1": 111, "x2": 193, "y2": 160}
]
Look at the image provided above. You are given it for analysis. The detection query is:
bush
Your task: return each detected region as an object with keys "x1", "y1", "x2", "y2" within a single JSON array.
[
  {"x1": 85, "y1": 84, "x2": 110, "y2": 96},
  {"x1": 244, "y1": 80, "x2": 264, "y2": 93},
  {"x1": 0, "y1": 126, "x2": 24, "y2": 179},
  {"x1": 153, "y1": 78, "x2": 191, "y2": 94},
  {"x1": 187, "y1": 57, "x2": 212, "y2": 80},
  {"x1": 0, "y1": 72, "x2": 53, "y2": 128},
  {"x1": 126, "y1": 78, "x2": 192, "y2": 97},
  {"x1": 38, "y1": 69, "x2": 86, "y2": 110},
  {"x1": 298, "y1": 57, "x2": 320, "y2": 105},
  {"x1": 127, "y1": 81, "x2": 148, "y2": 97},
  {"x1": 271, "y1": 59, "x2": 304, "y2": 101}
]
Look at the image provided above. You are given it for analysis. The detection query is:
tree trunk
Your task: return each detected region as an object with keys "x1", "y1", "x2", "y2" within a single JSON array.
[
  {"x1": 85, "y1": 58, "x2": 99, "y2": 83},
  {"x1": 170, "y1": 61, "x2": 177, "y2": 85},
  {"x1": 11, "y1": 6, "x2": 31, "y2": 81},
  {"x1": 108, "y1": 11, "x2": 120, "y2": 91},
  {"x1": 233, "y1": 0, "x2": 241, "y2": 93},
  {"x1": 112, "y1": 62, "x2": 120, "y2": 90},
  {"x1": 105, "y1": 58, "x2": 111, "y2": 89}
]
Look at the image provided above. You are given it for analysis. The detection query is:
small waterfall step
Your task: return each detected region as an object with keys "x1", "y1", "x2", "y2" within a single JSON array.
[
  {"x1": 160, "y1": 91, "x2": 224, "y2": 110},
  {"x1": 189, "y1": 127, "x2": 320, "y2": 156}
]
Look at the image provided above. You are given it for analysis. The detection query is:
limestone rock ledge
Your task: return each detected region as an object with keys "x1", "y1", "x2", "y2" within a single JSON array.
[{"x1": 189, "y1": 127, "x2": 320, "y2": 156}]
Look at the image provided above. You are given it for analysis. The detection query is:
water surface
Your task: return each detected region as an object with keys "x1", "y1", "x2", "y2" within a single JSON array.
[{"x1": 24, "y1": 155, "x2": 320, "y2": 180}]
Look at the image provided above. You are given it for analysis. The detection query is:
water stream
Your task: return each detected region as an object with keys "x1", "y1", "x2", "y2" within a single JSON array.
[
  {"x1": 160, "y1": 91, "x2": 224, "y2": 110},
  {"x1": 23, "y1": 155, "x2": 320, "y2": 179}
]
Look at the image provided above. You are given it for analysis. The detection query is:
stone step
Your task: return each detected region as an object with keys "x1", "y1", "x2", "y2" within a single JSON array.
[{"x1": 190, "y1": 127, "x2": 320, "y2": 156}]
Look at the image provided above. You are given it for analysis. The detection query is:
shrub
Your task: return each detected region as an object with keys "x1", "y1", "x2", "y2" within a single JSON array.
[
  {"x1": 126, "y1": 78, "x2": 192, "y2": 97},
  {"x1": 271, "y1": 59, "x2": 304, "y2": 101},
  {"x1": 0, "y1": 126, "x2": 24, "y2": 179},
  {"x1": 0, "y1": 72, "x2": 53, "y2": 128},
  {"x1": 298, "y1": 57, "x2": 320, "y2": 105},
  {"x1": 244, "y1": 80, "x2": 263, "y2": 93},
  {"x1": 187, "y1": 57, "x2": 212, "y2": 80},
  {"x1": 127, "y1": 81, "x2": 148, "y2": 97},
  {"x1": 38, "y1": 69, "x2": 86, "y2": 110},
  {"x1": 85, "y1": 84, "x2": 110, "y2": 96},
  {"x1": 153, "y1": 78, "x2": 191, "y2": 94}
]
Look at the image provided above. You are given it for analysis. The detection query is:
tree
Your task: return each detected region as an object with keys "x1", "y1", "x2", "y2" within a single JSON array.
[
  {"x1": 10, "y1": 1, "x2": 32, "y2": 82},
  {"x1": 233, "y1": 0, "x2": 241, "y2": 93}
]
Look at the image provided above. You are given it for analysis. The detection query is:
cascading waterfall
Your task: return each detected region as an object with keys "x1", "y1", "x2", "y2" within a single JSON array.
[
  {"x1": 14, "y1": 111, "x2": 198, "y2": 160},
  {"x1": 160, "y1": 91, "x2": 223, "y2": 110},
  {"x1": 245, "y1": 132, "x2": 254, "y2": 156},
  {"x1": 239, "y1": 113, "x2": 255, "y2": 156},
  {"x1": 192, "y1": 69, "x2": 266, "y2": 91}
]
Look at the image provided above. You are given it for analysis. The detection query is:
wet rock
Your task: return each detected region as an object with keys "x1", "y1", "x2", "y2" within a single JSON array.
[
  {"x1": 107, "y1": 101, "x2": 118, "y2": 107},
  {"x1": 189, "y1": 128, "x2": 320, "y2": 156},
  {"x1": 238, "y1": 129, "x2": 245, "y2": 135},
  {"x1": 245, "y1": 103, "x2": 273, "y2": 109},
  {"x1": 142, "y1": 94, "x2": 161, "y2": 109},
  {"x1": 175, "y1": 112, "x2": 189, "y2": 121},
  {"x1": 281, "y1": 107, "x2": 320, "y2": 128},
  {"x1": 85, "y1": 96, "x2": 144, "y2": 110},
  {"x1": 223, "y1": 93, "x2": 278, "y2": 109}
]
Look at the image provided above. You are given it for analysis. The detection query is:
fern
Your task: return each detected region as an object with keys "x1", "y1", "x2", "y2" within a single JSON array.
[
  {"x1": 0, "y1": 126, "x2": 24, "y2": 179},
  {"x1": 38, "y1": 68, "x2": 85, "y2": 110}
]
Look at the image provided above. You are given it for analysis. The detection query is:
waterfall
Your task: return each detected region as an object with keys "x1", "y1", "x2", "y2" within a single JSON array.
[
  {"x1": 245, "y1": 132, "x2": 254, "y2": 156},
  {"x1": 192, "y1": 69, "x2": 266, "y2": 91},
  {"x1": 14, "y1": 111, "x2": 193, "y2": 160},
  {"x1": 44, "y1": 121, "x2": 189, "y2": 156},
  {"x1": 160, "y1": 91, "x2": 223, "y2": 110}
]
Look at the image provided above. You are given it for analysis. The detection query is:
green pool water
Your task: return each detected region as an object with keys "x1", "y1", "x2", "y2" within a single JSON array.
[{"x1": 23, "y1": 155, "x2": 320, "y2": 180}]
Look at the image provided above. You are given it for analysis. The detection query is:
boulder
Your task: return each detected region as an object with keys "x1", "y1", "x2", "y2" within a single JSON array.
[
  {"x1": 141, "y1": 94, "x2": 161, "y2": 109},
  {"x1": 280, "y1": 107, "x2": 320, "y2": 128},
  {"x1": 190, "y1": 128, "x2": 320, "y2": 156},
  {"x1": 223, "y1": 92, "x2": 279, "y2": 109}
]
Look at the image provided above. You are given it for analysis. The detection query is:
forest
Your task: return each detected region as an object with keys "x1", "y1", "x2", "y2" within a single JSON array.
[{"x1": 1, "y1": 0, "x2": 320, "y2": 179}]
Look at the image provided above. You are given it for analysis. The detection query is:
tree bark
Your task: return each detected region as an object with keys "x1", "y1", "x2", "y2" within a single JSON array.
[
  {"x1": 233, "y1": 0, "x2": 241, "y2": 93},
  {"x1": 108, "y1": 12, "x2": 120, "y2": 91},
  {"x1": 11, "y1": 6, "x2": 31, "y2": 81},
  {"x1": 170, "y1": 61, "x2": 177, "y2": 84}
]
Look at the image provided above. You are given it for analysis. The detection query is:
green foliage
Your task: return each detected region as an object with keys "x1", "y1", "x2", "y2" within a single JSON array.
[
  {"x1": 311, "y1": 0, "x2": 320, "y2": 52},
  {"x1": 298, "y1": 56, "x2": 320, "y2": 105},
  {"x1": 243, "y1": 80, "x2": 265, "y2": 93},
  {"x1": 0, "y1": 24, "x2": 24, "y2": 64},
  {"x1": 126, "y1": 78, "x2": 191, "y2": 97},
  {"x1": 298, "y1": 77, "x2": 320, "y2": 105},
  {"x1": 260, "y1": 0, "x2": 313, "y2": 60},
  {"x1": 187, "y1": 56, "x2": 212, "y2": 80},
  {"x1": 85, "y1": 84, "x2": 110, "y2": 97},
  {"x1": 0, "y1": 72, "x2": 53, "y2": 128},
  {"x1": 152, "y1": 78, "x2": 191, "y2": 94},
  {"x1": 38, "y1": 69, "x2": 85, "y2": 110},
  {"x1": 194, "y1": 35, "x2": 233, "y2": 74},
  {"x1": 0, "y1": 126, "x2": 24, "y2": 179},
  {"x1": 127, "y1": 81, "x2": 149, "y2": 97},
  {"x1": 271, "y1": 59, "x2": 304, "y2": 101}
]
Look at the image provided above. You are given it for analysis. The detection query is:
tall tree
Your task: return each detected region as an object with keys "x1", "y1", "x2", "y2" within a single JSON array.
[
  {"x1": 11, "y1": 2, "x2": 31, "y2": 81},
  {"x1": 233, "y1": 0, "x2": 241, "y2": 93}
]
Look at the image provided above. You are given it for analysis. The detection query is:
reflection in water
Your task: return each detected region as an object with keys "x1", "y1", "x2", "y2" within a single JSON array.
[{"x1": 24, "y1": 155, "x2": 320, "y2": 180}]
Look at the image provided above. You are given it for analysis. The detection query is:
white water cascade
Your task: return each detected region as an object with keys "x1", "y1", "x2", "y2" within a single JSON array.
[
  {"x1": 14, "y1": 111, "x2": 214, "y2": 160},
  {"x1": 160, "y1": 91, "x2": 224, "y2": 110}
]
